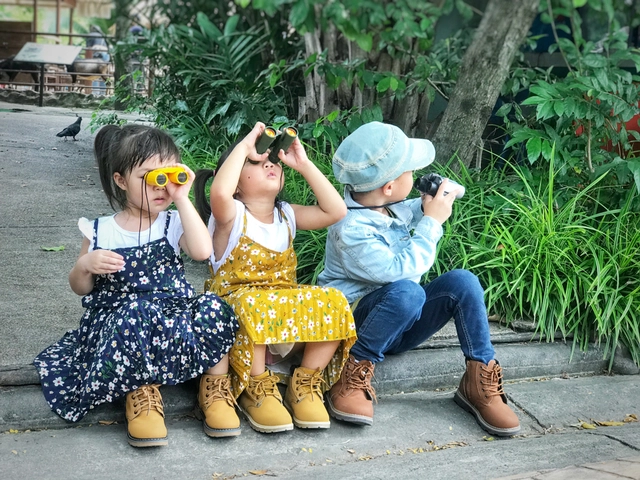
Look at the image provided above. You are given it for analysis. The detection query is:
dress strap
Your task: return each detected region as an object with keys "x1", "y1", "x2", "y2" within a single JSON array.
[
  {"x1": 92, "y1": 218, "x2": 100, "y2": 250},
  {"x1": 163, "y1": 211, "x2": 172, "y2": 237}
]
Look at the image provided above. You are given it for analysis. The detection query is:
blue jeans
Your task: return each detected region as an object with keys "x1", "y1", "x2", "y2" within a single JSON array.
[{"x1": 350, "y1": 269, "x2": 495, "y2": 365}]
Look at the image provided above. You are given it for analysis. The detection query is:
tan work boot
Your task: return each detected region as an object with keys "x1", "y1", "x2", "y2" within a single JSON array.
[
  {"x1": 454, "y1": 359, "x2": 521, "y2": 437},
  {"x1": 196, "y1": 373, "x2": 241, "y2": 438},
  {"x1": 284, "y1": 367, "x2": 330, "y2": 429},
  {"x1": 238, "y1": 370, "x2": 293, "y2": 433},
  {"x1": 125, "y1": 384, "x2": 168, "y2": 447},
  {"x1": 326, "y1": 355, "x2": 376, "y2": 426}
]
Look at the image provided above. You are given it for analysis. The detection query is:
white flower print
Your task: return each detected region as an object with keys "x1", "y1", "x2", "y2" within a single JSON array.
[
  {"x1": 116, "y1": 365, "x2": 125, "y2": 375},
  {"x1": 161, "y1": 340, "x2": 169, "y2": 349},
  {"x1": 256, "y1": 323, "x2": 264, "y2": 333},
  {"x1": 240, "y1": 244, "x2": 249, "y2": 252},
  {"x1": 308, "y1": 320, "x2": 314, "y2": 330},
  {"x1": 317, "y1": 300, "x2": 324, "y2": 308},
  {"x1": 305, "y1": 292, "x2": 312, "y2": 300},
  {"x1": 247, "y1": 296, "x2": 255, "y2": 307},
  {"x1": 268, "y1": 293, "x2": 277, "y2": 302},
  {"x1": 53, "y1": 377, "x2": 63, "y2": 386},
  {"x1": 91, "y1": 381, "x2": 100, "y2": 391},
  {"x1": 279, "y1": 296, "x2": 288, "y2": 304},
  {"x1": 251, "y1": 249, "x2": 260, "y2": 256},
  {"x1": 152, "y1": 337, "x2": 160, "y2": 346},
  {"x1": 292, "y1": 326, "x2": 298, "y2": 336},
  {"x1": 268, "y1": 309, "x2": 276, "y2": 319},
  {"x1": 216, "y1": 321, "x2": 225, "y2": 331},
  {"x1": 281, "y1": 329, "x2": 290, "y2": 340},
  {"x1": 166, "y1": 319, "x2": 175, "y2": 328},
  {"x1": 286, "y1": 318, "x2": 294, "y2": 327},
  {"x1": 211, "y1": 299, "x2": 221, "y2": 310},
  {"x1": 113, "y1": 351, "x2": 122, "y2": 361}
]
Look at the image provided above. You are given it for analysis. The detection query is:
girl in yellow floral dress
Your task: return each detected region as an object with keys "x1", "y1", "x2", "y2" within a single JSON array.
[{"x1": 194, "y1": 123, "x2": 357, "y2": 433}]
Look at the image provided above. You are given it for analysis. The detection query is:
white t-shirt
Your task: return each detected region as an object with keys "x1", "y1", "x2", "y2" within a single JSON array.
[
  {"x1": 207, "y1": 200, "x2": 296, "y2": 273},
  {"x1": 78, "y1": 211, "x2": 184, "y2": 253}
]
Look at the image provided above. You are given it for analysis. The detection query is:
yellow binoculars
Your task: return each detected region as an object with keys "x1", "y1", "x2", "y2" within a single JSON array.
[{"x1": 145, "y1": 167, "x2": 188, "y2": 187}]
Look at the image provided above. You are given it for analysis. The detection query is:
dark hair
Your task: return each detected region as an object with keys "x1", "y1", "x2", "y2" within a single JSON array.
[
  {"x1": 95, "y1": 124, "x2": 180, "y2": 211},
  {"x1": 193, "y1": 138, "x2": 285, "y2": 223},
  {"x1": 194, "y1": 139, "x2": 241, "y2": 223}
]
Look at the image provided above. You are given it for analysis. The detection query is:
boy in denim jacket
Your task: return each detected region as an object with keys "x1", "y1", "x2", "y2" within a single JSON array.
[{"x1": 318, "y1": 122, "x2": 520, "y2": 436}]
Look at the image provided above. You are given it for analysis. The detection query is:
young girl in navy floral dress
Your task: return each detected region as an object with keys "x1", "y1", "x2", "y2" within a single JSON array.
[{"x1": 34, "y1": 124, "x2": 240, "y2": 447}]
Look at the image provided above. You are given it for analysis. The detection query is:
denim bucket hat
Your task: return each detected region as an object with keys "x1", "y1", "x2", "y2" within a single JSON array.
[{"x1": 333, "y1": 122, "x2": 436, "y2": 192}]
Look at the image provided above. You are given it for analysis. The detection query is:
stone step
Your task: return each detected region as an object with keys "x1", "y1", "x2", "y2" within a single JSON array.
[{"x1": 3, "y1": 338, "x2": 637, "y2": 432}]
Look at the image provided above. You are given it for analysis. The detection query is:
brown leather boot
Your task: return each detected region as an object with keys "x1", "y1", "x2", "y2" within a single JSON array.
[
  {"x1": 196, "y1": 373, "x2": 241, "y2": 438},
  {"x1": 284, "y1": 367, "x2": 330, "y2": 429},
  {"x1": 125, "y1": 384, "x2": 168, "y2": 447},
  {"x1": 325, "y1": 355, "x2": 376, "y2": 426},
  {"x1": 454, "y1": 359, "x2": 521, "y2": 437}
]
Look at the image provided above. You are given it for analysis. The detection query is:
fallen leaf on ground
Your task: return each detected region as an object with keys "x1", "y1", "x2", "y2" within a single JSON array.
[
  {"x1": 580, "y1": 421, "x2": 596, "y2": 429},
  {"x1": 248, "y1": 470, "x2": 268, "y2": 476},
  {"x1": 41, "y1": 246, "x2": 65, "y2": 252},
  {"x1": 346, "y1": 449, "x2": 355, "y2": 454},
  {"x1": 593, "y1": 420, "x2": 625, "y2": 427},
  {"x1": 624, "y1": 414, "x2": 638, "y2": 423},
  {"x1": 483, "y1": 436, "x2": 495, "y2": 441},
  {"x1": 8, "y1": 429, "x2": 19, "y2": 434},
  {"x1": 98, "y1": 420, "x2": 115, "y2": 425}
]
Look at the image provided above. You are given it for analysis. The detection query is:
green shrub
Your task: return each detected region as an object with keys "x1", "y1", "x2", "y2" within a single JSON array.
[{"x1": 436, "y1": 153, "x2": 640, "y2": 367}]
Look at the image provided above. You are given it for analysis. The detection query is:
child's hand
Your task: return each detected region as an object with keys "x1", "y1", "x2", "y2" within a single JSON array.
[
  {"x1": 78, "y1": 249, "x2": 125, "y2": 275},
  {"x1": 242, "y1": 122, "x2": 271, "y2": 162},
  {"x1": 277, "y1": 137, "x2": 310, "y2": 171},
  {"x1": 421, "y1": 178, "x2": 462, "y2": 225},
  {"x1": 164, "y1": 163, "x2": 196, "y2": 202}
]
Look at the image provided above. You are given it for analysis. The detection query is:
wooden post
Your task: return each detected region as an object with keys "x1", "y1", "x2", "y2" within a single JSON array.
[
  {"x1": 68, "y1": 8, "x2": 74, "y2": 45},
  {"x1": 33, "y1": 0, "x2": 38, "y2": 42},
  {"x1": 38, "y1": 63, "x2": 44, "y2": 107},
  {"x1": 56, "y1": 0, "x2": 61, "y2": 43}
]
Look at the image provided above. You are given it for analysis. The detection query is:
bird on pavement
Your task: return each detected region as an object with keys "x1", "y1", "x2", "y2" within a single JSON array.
[{"x1": 56, "y1": 116, "x2": 82, "y2": 141}]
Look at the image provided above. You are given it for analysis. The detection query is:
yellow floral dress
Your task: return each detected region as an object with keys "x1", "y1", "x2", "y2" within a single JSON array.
[{"x1": 206, "y1": 211, "x2": 357, "y2": 398}]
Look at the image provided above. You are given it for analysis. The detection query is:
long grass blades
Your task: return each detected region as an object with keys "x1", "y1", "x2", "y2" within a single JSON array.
[{"x1": 434, "y1": 150, "x2": 640, "y2": 369}]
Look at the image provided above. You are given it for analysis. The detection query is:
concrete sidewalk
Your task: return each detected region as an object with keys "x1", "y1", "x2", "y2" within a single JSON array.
[{"x1": 1, "y1": 101, "x2": 639, "y2": 479}]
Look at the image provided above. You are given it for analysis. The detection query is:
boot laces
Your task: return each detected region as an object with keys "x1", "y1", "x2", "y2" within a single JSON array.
[
  {"x1": 344, "y1": 360, "x2": 377, "y2": 403},
  {"x1": 249, "y1": 373, "x2": 281, "y2": 405},
  {"x1": 131, "y1": 384, "x2": 164, "y2": 417},
  {"x1": 480, "y1": 363, "x2": 505, "y2": 398},
  {"x1": 202, "y1": 375, "x2": 237, "y2": 410},
  {"x1": 294, "y1": 369, "x2": 327, "y2": 402}
]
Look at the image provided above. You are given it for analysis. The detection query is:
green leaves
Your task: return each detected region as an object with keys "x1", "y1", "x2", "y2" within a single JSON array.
[{"x1": 41, "y1": 246, "x2": 65, "y2": 252}]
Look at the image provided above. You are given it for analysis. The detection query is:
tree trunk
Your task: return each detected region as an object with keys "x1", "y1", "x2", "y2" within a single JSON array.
[
  {"x1": 432, "y1": 0, "x2": 539, "y2": 168},
  {"x1": 113, "y1": 0, "x2": 132, "y2": 111}
]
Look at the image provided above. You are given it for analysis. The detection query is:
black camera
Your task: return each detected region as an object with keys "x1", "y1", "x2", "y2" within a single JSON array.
[{"x1": 413, "y1": 173, "x2": 465, "y2": 199}]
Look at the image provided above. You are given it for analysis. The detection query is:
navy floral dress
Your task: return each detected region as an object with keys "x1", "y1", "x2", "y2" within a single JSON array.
[{"x1": 34, "y1": 212, "x2": 239, "y2": 422}]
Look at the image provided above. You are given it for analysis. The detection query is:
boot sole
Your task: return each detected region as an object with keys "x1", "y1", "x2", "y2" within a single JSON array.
[
  {"x1": 194, "y1": 407, "x2": 241, "y2": 438},
  {"x1": 453, "y1": 390, "x2": 521, "y2": 437},
  {"x1": 283, "y1": 399, "x2": 330, "y2": 429},
  {"x1": 325, "y1": 395, "x2": 373, "y2": 426},
  {"x1": 238, "y1": 405, "x2": 293, "y2": 434},
  {"x1": 125, "y1": 419, "x2": 168, "y2": 447}
]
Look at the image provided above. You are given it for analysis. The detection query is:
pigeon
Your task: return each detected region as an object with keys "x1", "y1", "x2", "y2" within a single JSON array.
[{"x1": 56, "y1": 116, "x2": 82, "y2": 141}]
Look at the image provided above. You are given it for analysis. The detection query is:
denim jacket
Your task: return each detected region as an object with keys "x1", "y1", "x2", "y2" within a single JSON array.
[{"x1": 318, "y1": 189, "x2": 443, "y2": 303}]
